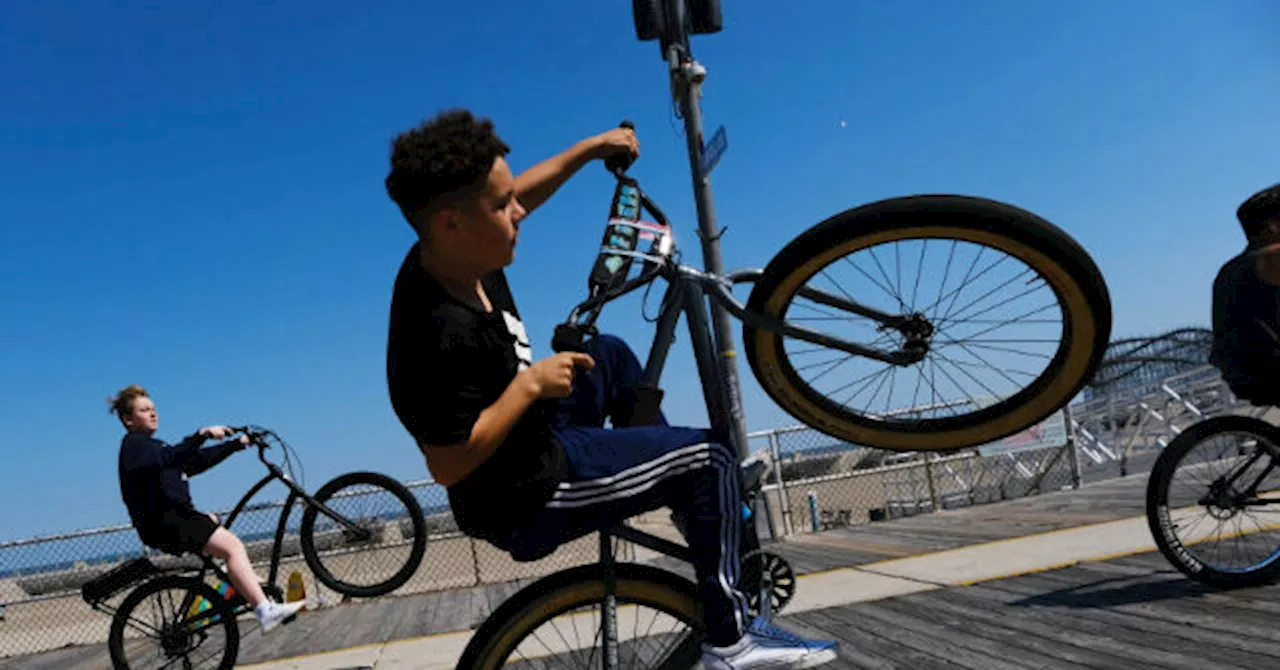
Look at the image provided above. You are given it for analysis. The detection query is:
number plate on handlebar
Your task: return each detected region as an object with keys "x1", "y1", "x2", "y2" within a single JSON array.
[{"x1": 589, "y1": 179, "x2": 644, "y2": 293}]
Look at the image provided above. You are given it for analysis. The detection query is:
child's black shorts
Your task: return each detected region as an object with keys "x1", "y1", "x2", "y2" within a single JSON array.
[{"x1": 144, "y1": 508, "x2": 220, "y2": 556}]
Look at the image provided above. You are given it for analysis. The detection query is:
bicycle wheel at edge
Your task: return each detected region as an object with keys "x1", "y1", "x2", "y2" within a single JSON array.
[
  {"x1": 299, "y1": 471, "x2": 428, "y2": 599},
  {"x1": 457, "y1": 563, "x2": 703, "y2": 669},
  {"x1": 744, "y1": 194, "x2": 1112, "y2": 452},
  {"x1": 108, "y1": 575, "x2": 239, "y2": 670},
  {"x1": 1145, "y1": 414, "x2": 1280, "y2": 587}
]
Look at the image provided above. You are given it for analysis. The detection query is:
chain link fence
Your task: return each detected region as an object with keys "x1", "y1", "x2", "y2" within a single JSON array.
[
  {"x1": 748, "y1": 412, "x2": 1077, "y2": 538},
  {"x1": 0, "y1": 417, "x2": 1078, "y2": 661}
]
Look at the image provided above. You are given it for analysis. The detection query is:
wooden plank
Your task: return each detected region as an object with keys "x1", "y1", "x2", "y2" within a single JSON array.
[
  {"x1": 883, "y1": 587, "x2": 1141, "y2": 669},
  {"x1": 790, "y1": 607, "x2": 967, "y2": 669},
  {"x1": 847, "y1": 599, "x2": 1085, "y2": 670},
  {"x1": 955, "y1": 572, "x2": 1269, "y2": 670},
  {"x1": 920, "y1": 584, "x2": 1237, "y2": 670},
  {"x1": 996, "y1": 565, "x2": 1280, "y2": 660}
]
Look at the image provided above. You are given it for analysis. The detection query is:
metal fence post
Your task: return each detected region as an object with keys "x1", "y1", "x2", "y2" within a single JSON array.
[
  {"x1": 469, "y1": 536, "x2": 481, "y2": 587},
  {"x1": 925, "y1": 453, "x2": 941, "y2": 512},
  {"x1": 768, "y1": 430, "x2": 794, "y2": 537},
  {"x1": 1064, "y1": 404, "x2": 1082, "y2": 489}
]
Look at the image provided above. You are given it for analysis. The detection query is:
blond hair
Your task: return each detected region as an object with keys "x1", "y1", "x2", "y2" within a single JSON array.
[{"x1": 108, "y1": 384, "x2": 149, "y2": 420}]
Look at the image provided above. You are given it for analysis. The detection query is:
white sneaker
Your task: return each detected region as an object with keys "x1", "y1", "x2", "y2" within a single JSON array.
[
  {"x1": 699, "y1": 617, "x2": 838, "y2": 669},
  {"x1": 256, "y1": 600, "x2": 306, "y2": 633}
]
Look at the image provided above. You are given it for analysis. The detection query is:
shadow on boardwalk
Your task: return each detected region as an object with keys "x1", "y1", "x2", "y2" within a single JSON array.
[{"x1": 782, "y1": 552, "x2": 1280, "y2": 670}]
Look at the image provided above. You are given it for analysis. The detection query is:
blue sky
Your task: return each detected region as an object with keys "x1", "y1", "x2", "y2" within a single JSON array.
[{"x1": 1, "y1": 0, "x2": 1277, "y2": 541}]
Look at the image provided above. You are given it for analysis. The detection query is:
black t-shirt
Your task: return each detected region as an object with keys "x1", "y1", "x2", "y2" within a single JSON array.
[
  {"x1": 385, "y1": 244, "x2": 567, "y2": 538},
  {"x1": 1210, "y1": 244, "x2": 1280, "y2": 399}
]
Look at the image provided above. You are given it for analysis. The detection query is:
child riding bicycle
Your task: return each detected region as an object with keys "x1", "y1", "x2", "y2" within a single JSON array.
[
  {"x1": 110, "y1": 384, "x2": 305, "y2": 633},
  {"x1": 382, "y1": 109, "x2": 838, "y2": 668}
]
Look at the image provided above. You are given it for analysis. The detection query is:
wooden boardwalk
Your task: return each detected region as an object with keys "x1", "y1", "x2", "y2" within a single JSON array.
[
  {"x1": 651, "y1": 470, "x2": 1152, "y2": 578},
  {"x1": 780, "y1": 551, "x2": 1280, "y2": 670},
  {"x1": 9, "y1": 471, "x2": 1279, "y2": 669}
]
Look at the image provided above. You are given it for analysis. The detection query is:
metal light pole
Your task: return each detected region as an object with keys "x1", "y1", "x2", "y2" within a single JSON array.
[{"x1": 638, "y1": 0, "x2": 751, "y2": 461}]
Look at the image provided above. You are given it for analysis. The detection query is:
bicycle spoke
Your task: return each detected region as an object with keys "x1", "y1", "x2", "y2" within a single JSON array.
[
  {"x1": 938, "y1": 267, "x2": 1039, "y2": 326},
  {"x1": 959, "y1": 342, "x2": 1053, "y2": 360},
  {"x1": 935, "y1": 338, "x2": 1039, "y2": 388},
  {"x1": 796, "y1": 354, "x2": 855, "y2": 382},
  {"x1": 882, "y1": 365, "x2": 899, "y2": 416},
  {"x1": 838, "y1": 366, "x2": 895, "y2": 410},
  {"x1": 909, "y1": 241, "x2": 927, "y2": 312},
  {"x1": 867, "y1": 245, "x2": 905, "y2": 311},
  {"x1": 930, "y1": 240, "x2": 960, "y2": 324},
  {"x1": 840, "y1": 255, "x2": 900, "y2": 310},
  {"x1": 928, "y1": 350, "x2": 1001, "y2": 404}
]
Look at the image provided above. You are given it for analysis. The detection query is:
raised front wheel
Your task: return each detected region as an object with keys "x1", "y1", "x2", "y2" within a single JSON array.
[
  {"x1": 299, "y1": 471, "x2": 427, "y2": 598},
  {"x1": 744, "y1": 194, "x2": 1112, "y2": 452}
]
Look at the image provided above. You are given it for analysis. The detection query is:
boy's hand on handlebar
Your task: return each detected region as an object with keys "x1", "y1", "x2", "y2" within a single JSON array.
[
  {"x1": 199, "y1": 425, "x2": 235, "y2": 440},
  {"x1": 590, "y1": 127, "x2": 639, "y2": 163},
  {"x1": 525, "y1": 352, "x2": 595, "y2": 399}
]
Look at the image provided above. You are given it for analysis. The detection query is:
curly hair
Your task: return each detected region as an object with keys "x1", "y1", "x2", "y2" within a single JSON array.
[
  {"x1": 1239, "y1": 182, "x2": 1280, "y2": 240},
  {"x1": 385, "y1": 109, "x2": 511, "y2": 233},
  {"x1": 109, "y1": 384, "x2": 148, "y2": 419}
]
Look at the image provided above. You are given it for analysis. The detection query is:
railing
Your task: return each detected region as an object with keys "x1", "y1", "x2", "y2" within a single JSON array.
[{"x1": 1068, "y1": 364, "x2": 1271, "y2": 475}]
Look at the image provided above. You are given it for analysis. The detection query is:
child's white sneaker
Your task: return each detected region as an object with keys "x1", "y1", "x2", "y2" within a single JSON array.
[{"x1": 255, "y1": 600, "x2": 305, "y2": 633}]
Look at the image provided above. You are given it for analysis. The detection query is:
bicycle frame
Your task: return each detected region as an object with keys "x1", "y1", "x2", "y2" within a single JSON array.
[
  {"x1": 215, "y1": 444, "x2": 371, "y2": 590},
  {"x1": 558, "y1": 181, "x2": 923, "y2": 465}
]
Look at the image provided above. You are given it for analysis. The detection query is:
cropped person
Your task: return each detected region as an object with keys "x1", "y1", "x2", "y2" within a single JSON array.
[{"x1": 1210, "y1": 183, "x2": 1280, "y2": 405}]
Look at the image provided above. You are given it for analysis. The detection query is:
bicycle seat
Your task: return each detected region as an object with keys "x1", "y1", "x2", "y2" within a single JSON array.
[{"x1": 81, "y1": 557, "x2": 159, "y2": 606}]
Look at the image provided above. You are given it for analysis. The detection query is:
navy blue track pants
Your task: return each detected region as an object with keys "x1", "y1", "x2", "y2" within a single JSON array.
[{"x1": 502, "y1": 334, "x2": 749, "y2": 646}]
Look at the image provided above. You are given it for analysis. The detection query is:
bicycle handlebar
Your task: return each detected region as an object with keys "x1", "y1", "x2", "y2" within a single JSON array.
[
  {"x1": 599, "y1": 119, "x2": 669, "y2": 226},
  {"x1": 226, "y1": 425, "x2": 271, "y2": 450},
  {"x1": 604, "y1": 120, "x2": 637, "y2": 177}
]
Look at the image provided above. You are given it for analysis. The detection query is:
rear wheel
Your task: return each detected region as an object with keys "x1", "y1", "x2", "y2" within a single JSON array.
[
  {"x1": 457, "y1": 563, "x2": 704, "y2": 669},
  {"x1": 108, "y1": 575, "x2": 238, "y2": 670},
  {"x1": 745, "y1": 194, "x2": 1111, "y2": 452}
]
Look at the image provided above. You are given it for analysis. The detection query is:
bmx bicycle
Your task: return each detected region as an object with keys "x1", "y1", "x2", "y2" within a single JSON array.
[
  {"x1": 455, "y1": 3, "x2": 1112, "y2": 667},
  {"x1": 1146, "y1": 407, "x2": 1280, "y2": 588},
  {"x1": 81, "y1": 425, "x2": 428, "y2": 670}
]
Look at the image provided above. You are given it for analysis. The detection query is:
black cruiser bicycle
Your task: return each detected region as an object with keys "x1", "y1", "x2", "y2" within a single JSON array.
[{"x1": 82, "y1": 425, "x2": 427, "y2": 670}]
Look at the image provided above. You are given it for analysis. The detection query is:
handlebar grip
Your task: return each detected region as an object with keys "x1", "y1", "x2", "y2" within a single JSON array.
[{"x1": 605, "y1": 120, "x2": 636, "y2": 176}]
